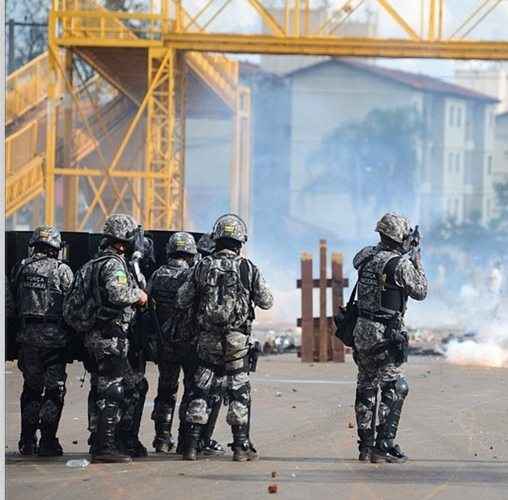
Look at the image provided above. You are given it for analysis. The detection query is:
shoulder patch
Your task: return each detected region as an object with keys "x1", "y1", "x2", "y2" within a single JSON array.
[{"x1": 114, "y1": 270, "x2": 128, "y2": 284}]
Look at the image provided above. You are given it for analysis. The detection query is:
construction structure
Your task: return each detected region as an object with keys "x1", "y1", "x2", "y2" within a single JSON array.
[
  {"x1": 297, "y1": 240, "x2": 349, "y2": 362},
  {"x1": 5, "y1": 0, "x2": 508, "y2": 231}
]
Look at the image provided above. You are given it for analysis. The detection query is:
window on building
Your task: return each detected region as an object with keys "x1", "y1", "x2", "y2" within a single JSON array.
[
  {"x1": 487, "y1": 156, "x2": 493, "y2": 175},
  {"x1": 486, "y1": 198, "x2": 491, "y2": 216},
  {"x1": 449, "y1": 105, "x2": 455, "y2": 127},
  {"x1": 456, "y1": 107, "x2": 462, "y2": 127},
  {"x1": 448, "y1": 152, "x2": 454, "y2": 173},
  {"x1": 454, "y1": 198, "x2": 459, "y2": 216},
  {"x1": 455, "y1": 153, "x2": 461, "y2": 173}
]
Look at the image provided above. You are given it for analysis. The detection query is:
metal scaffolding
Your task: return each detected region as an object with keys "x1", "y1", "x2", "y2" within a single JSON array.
[{"x1": 5, "y1": 0, "x2": 508, "y2": 230}]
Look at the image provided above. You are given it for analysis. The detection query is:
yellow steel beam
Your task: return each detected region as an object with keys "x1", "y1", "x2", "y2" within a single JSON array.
[
  {"x1": 49, "y1": 43, "x2": 129, "y2": 216},
  {"x1": 376, "y1": 0, "x2": 420, "y2": 40},
  {"x1": 79, "y1": 48, "x2": 173, "y2": 229},
  {"x1": 246, "y1": 0, "x2": 286, "y2": 36},
  {"x1": 163, "y1": 33, "x2": 508, "y2": 60},
  {"x1": 53, "y1": 168, "x2": 171, "y2": 178},
  {"x1": 429, "y1": 0, "x2": 437, "y2": 40},
  {"x1": 328, "y1": 0, "x2": 365, "y2": 36},
  {"x1": 45, "y1": 36, "x2": 58, "y2": 225}
]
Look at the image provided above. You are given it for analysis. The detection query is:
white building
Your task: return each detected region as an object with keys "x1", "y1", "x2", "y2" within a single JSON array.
[
  {"x1": 494, "y1": 111, "x2": 508, "y2": 184},
  {"x1": 455, "y1": 63, "x2": 508, "y2": 114},
  {"x1": 284, "y1": 59, "x2": 498, "y2": 238}
]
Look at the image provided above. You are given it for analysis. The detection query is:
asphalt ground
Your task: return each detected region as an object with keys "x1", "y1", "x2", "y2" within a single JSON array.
[{"x1": 5, "y1": 354, "x2": 508, "y2": 500}]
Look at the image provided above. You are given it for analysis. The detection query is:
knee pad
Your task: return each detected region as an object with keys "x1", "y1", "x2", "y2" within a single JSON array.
[
  {"x1": 395, "y1": 377, "x2": 409, "y2": 398},
  {"x1": 382, "y1": 377, "x2": 409, "y2": 402},
  {"x1": 227, "y1": 378, "x2": 251, "y2": 405}
]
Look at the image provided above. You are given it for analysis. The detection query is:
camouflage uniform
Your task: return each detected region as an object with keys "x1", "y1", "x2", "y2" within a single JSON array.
[
  {"x1": 149, "y1": 251, "x2": 196, "y2": 452},
  {"x1": 11, "y1": 225, "x2": 73, "y2": 456},
  {"x1": 352, "y1": 213, "x2": 427, "y2": 462},
  {"x1": 178, "y1": 214, "x2": 273, "y2": 461},
  {"x1": 84, "y1": 214, "x2": 144, "y2": 463}
]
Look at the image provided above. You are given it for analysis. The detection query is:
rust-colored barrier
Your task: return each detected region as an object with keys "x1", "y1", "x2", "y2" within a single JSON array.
[{"x1": 297, "y1": 239, "x2": 349, "y2": 363}]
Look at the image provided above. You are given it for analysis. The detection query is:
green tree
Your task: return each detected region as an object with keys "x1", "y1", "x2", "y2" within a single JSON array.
[{"x1": 310, "y1": 106, "x2": 423, "y2": 218}]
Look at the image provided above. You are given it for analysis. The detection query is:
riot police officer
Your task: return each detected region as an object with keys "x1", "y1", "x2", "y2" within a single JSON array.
[
  {"x1": 178, "y1": 215, "x2": 273, "y2": 461},
  {"x1": 352, "y1": 213, "x2": 428, "y2": 463},
  {"x1": 149, "y1": 232, "x2": 200, "y2": 454},
  {"x1": 83, "y1": 214, "x2": 147, "y2": 463},
  {"x1": 195, "y1": 233, "x2": 226, "y2": 456},
  {"x1": 11, "y1": 225, "x2": 74, "y2": 456}
]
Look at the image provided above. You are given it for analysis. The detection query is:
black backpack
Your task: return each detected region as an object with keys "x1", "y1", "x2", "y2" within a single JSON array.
[{"x1": 334, "y1": 256, "x2": 374, "y2": 347}]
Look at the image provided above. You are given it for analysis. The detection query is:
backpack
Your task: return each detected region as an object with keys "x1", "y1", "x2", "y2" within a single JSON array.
[
  {"x1": 63, "y1": 254, "x2": 124, "y2": 333},
  {"x1": 334, "y1": 255, "x2": 375, "y2": 348},
  {"x1": 198, "y1": 255, "x2": 252, "y2": 330}
]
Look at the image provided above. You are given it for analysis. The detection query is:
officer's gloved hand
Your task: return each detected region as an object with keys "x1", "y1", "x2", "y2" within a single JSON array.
[{"x1": 411, "y1": 248, "x2": 422, "y2": 269}]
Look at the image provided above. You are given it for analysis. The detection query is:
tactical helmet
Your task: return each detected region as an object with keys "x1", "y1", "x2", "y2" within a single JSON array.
[
  {"x1": 212, "y1": 214, "x2": 248, "y2": 243},
  {"x1": 103, "y1": 213, "x2": 138, "y2": 243},
  {"x1": 29, "y1": 225, "x2": 62, "y2": 249},
  {"x1": 197, "y1": 233, "x2": 215, "y2": 256},
  {"x1": 375, "y1": 213, "x2": 411, "y2": 244},
  {"x1": 166, "y1": 232, "x2": 197, "y2": 256}
]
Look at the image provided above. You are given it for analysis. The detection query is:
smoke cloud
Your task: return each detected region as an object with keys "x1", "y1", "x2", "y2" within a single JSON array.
[{"x1": 444, "y1": 299, "x2": 508, "y2": 368}]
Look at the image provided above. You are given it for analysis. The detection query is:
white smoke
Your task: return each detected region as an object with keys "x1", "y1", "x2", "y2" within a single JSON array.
[{"x1": 445, "y1": 310, "x2": 508, "y2": 368}]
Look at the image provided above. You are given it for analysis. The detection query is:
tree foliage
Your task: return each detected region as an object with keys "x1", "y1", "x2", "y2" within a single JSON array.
[{"x1": 310, "y1": 106, "x2": 423, "y2": 215}]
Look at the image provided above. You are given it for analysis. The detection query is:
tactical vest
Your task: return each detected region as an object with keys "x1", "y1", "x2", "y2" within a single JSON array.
[
  {"x1": 151, "y1": 264, "x2": 189, "y2": 325},
  {"x1": 14, "y1": 255, "x2": 65, "y2": 321},
  {"x1": 151, "y1": 261, "x2": 192, "y2": 342},
  {"x1": 357, "y1": 249, "x2": 407, "y2": 319}
]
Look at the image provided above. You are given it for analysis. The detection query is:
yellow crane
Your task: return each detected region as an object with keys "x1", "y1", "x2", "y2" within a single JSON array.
[{"x1": 6, "y1": 0, "x2": 508, "y2": 231}]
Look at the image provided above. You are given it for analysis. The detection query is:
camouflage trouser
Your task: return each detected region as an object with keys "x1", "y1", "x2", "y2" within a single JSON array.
[
  {"x1": 353, "y1": 318, "x2": 409, "y2": 445},
  {"x1": 18, "y1": 343, "x2": 67, "y2": 439},
  {"x1": 85, "y1": 332, "x2": 131, "y2": 439},
  {"x1": 152, "y1": 342, "x2": 196, "y2": 434},
  {"x1": 85, "y1": 334, "x2": 147, "y2": 443},
  {"x1": 186, "y1": 329, "x2": 250, "y2": 427}
]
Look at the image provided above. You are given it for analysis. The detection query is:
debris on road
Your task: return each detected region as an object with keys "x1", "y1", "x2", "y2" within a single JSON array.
[
  {"x1": 271, "y1": 471, "x2": 277, "y2": 478},
  {"x1": 268, "y1": 484, "x2": 278, "y2": 494},
  {"x1": 65, "y1": 459, "x2": 89, "y2": 468}
]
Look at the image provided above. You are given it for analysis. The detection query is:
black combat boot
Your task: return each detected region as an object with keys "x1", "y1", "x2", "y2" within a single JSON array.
[
  {"x1": 88, "y1": 432, "x2": 96, "y2": 455},
  {"x1": 92, "y1": 405, "x2": 131, "y2": 464},
  {"x1": 198, "y1": 394, "x2": 225, "y2": 456},
  {"x1": 371, "y1": 439, "x2": 408, "y2": 464},
  {"x1": 182, "y1": 424, "x2": 202, "y2": 461},
  {"x1": 18, "y1": 428, "x2": 38, "y2": 456},
  {"x1": 231, "y1": 425, "x2": 258, "y2": 462},
  {"x1": 38, "y1": 435, "x2": 63, "y2": 457},
  {"x1": 153, "y1": 421, "x2": 174, "y2": 454},
  {"x1": 357, "y1": 429, "x2": 374, "y2": 462},
  {"x1": 119, "y1": 431, "x2": 148, "y2": 458},
  {"x1": 38, "y1": 422, "x2": 63, "y2": 457},
  {"x1": 199, "y1": 438, "x2": 226, "y2": 456}
]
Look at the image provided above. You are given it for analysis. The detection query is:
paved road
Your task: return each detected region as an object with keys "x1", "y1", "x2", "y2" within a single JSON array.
[{"x1": 5, "y1": 354, "x2": 508, "y2": 500}]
